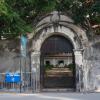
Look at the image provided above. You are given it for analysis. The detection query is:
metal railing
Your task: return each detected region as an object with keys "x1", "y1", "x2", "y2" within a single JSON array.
[{"x1": 0, "y1": 72, "x2": 35, "y2": 93}]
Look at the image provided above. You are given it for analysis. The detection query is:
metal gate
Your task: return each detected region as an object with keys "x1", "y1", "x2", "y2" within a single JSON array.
[
  {"x1": 0, "y1": 71, "x2": 35, "y2": 93},
  {"x1": 0, "y1": 57, "x2": 36, "y2": 93},
  {"x1": 40, "y1": 35, "x2": 76, "y2": 91}
]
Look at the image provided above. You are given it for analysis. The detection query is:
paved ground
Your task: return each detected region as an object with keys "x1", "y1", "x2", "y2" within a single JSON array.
[{"x1": 0, "y1": 93, "x2": 100, "y2": 100}]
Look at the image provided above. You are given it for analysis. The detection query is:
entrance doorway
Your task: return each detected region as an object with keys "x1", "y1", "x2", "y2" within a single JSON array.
[{"x1": 40, "y1": 35, "x2": 75, "y2": 91}]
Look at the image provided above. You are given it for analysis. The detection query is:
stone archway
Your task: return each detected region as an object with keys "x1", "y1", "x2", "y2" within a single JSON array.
[{"x1": 31, "y1": 11, "x2": 88, "y2": 92}]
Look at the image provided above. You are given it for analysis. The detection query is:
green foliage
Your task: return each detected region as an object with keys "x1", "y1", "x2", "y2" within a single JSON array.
[
  {"x1": 0, "y1": 0, "x2": 33, "y2": 39},
  {"x1": 0, "y1": 0, "x2": 7, "y2": 15},
  {"x1": 0, "y1": 0, "x2": 100, "y2": 39},
  {"x1": 45, "y1": 64, "x2": 53, "y2": 70},
  {"x1": 67, "y1": 63, "x2": 75, "y2": 71}
]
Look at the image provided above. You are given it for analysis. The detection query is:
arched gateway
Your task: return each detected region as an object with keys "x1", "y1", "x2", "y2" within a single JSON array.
[
  {"x1": 31, "y1": 11, "x2": 88, "y2": 92},
  {"x1": 40, "y1": 35, "x2": 75, "y2": 90}
]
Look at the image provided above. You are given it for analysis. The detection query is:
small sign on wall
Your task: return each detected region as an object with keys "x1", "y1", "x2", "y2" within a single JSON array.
[
  {"x1": 5, "y1": 72, "x2": 21, "y2": 83},
  {"x1": 20, "y1": 35, "x2": 27, "y2": 57}
]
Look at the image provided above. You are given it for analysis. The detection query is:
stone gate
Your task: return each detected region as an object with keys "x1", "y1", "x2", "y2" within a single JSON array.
[{"x1": 31, "y1": 11, "x2": 91, "y2": 92}]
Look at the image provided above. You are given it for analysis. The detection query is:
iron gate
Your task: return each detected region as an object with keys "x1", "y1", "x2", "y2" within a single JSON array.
[
  {"x1": 0, "y1": 71, "x2": 36, "y2": 93},
  {"x1": 40, "y1": 35, "x2": 76, "y2": 90}
]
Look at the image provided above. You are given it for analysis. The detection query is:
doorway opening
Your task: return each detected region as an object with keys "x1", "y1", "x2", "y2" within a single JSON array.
[{"x1": 40, "y1": 35, "x2": 76, "y2": 91}]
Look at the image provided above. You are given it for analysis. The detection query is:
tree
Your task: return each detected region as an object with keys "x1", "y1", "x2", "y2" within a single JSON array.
[
  {"x1": 54, "y1": 0, "x2": 100, "y2": 35},
  {"x1": 0, "y1": 0, "x2": 34, "y2": 39},
  {"x1": 0, "y1": 0, "x2": 100, "y2": 39}
]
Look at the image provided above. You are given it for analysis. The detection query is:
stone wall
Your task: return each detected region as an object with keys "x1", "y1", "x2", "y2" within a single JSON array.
[
  {"x1": 0, "y1": 39, "x2": 31, "y2": 73},
  {"x1": 83, "y1": 37, "x2": 100, "y2": 92},
  {"x1": 0, "y1": 37, "x2": 100, "y2": 92}
]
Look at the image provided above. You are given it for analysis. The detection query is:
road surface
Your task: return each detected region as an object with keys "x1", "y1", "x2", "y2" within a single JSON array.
[{"x1": 0, "y1": 93, "x2": 100, "y2": 100}]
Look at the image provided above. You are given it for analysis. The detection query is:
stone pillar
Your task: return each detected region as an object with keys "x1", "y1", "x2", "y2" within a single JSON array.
[
  {"x1": 74, "y1": 49, "x2": 84, "y2": 92},
  {"x1": 31, "y1": 51, "x2": 40, "y2": 92}
]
